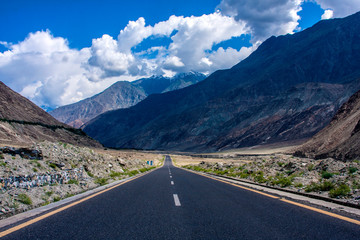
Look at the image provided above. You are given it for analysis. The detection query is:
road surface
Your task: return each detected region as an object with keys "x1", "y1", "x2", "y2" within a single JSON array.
[{"x1": 1, "y1": 156, "x2": 359, "y2": 239}]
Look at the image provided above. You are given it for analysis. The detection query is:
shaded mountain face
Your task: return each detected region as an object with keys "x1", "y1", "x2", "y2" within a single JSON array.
[
  {"x1": 50, "y1": 72, "x2": 206, "y2": 128},
  {"x1": 295, "y1": 89, "x2": 360, "y2": 161},
  {"x1": 0, "y1": 82, "x2": 101, "y2": 147},
  {"x1": 84, "y1": 12, "x2": 360, "y2": 152}
]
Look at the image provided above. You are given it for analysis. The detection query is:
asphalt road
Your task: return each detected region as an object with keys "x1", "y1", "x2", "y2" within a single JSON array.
[{"x1": 2, "y1": 156, "x2": 360, "y2": 239}]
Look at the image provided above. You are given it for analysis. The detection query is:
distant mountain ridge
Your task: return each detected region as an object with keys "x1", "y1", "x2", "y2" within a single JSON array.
[
  {"x1": 83, "y1": 12, "x2": 360, "y2": 152},
  {"x1": 0, "y1": 81, "x2": 100, "y2": 147},
  {"x1": 50, "y1": 72, "x2": 206, "y2": 128}
]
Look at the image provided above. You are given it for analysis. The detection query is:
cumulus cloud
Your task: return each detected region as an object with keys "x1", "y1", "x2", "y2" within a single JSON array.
[
  {"x1": 315, "y1": 0, "x2": 360, "y2": 18},
  {"x1": 217, "y1": 0, "x2": 303, "y2": 42},
  {"x1": 321, "y1": 9, "x2": 334, "y2": 19},
  {"x1": 0, "y1": 30, "x2": 119, "y2": 109}
]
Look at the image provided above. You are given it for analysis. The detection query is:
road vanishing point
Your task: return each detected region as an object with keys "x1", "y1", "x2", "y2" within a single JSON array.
[{"x1": 0, "y1": 156, "x2": 359, "y2": 239}]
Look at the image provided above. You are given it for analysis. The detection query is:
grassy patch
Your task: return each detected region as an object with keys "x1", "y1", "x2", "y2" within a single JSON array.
[
  {"x1": 270, "y1": 174, "x2": 292, "y2": 187},
  {"x1": 67, "y1": 179, "x2": 79, "y2": 185},
  {"x1": 321, "y1": 171, "x2": 333, "y2": 179},
  {"x1": 86, "y1": 170, "x2": 94, "y2": 178},
  {"x1": 254, "y1": 171, "x2": 267, "y2": 183},
  {"x1": 329, "y1": 184, "x2": 351, "y2": 198},
  {"x1": 53, "y1": 196, "x2": 61, "y2": 202},
  {"x1": 17, "y1": 194, "x2": 32, "y2": 205},
  {"x1": 305, "y1": 181, "x2": 335, "y2": 192},
  {"x1": 307, "y1": 164, "x2": 314, "y2": 171},
  {"x1": 49, "y1": 163, "x2": 57, "y2": 169},
  {"x1": 94, "y1": 178, "x2": 108, "y2": 186},
  {"x1": 349, "y1": 167, "x2": 358, "y2": 174},
  {"x1": 65, "y1": 193, "x2": 74, "y2": 198},
  {"x1": 31, "y1": 160, "x2": 41, "y2": 168},
  {"x1": 109, "y1": 171, "x2": 124, "y2": 179},
  {"x1": 45, "y1": 191, "x2": 53, "y2": 197}
]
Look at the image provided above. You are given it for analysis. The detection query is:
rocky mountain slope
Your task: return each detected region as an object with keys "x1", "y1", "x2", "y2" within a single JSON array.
[
  {"x1": 0, "y1": 81, "x2": 100, "y2": 147},
  {"x1": 50, "y1": 72, "x2": 206, "y2": 128},
  {"x1": 84, "y1": 12, "x2": 360, "y2": 152},
  {"x1": 295, "y1": 89, "x2": 360, "y2": 161}
]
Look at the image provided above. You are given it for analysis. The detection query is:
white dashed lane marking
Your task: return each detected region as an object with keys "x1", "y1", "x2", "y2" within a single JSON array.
[{"x1": 173, "y1": 194, "x2": 181, "y2": 206}]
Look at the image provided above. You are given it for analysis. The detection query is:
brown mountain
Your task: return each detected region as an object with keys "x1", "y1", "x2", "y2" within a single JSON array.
[
  {"x1": 84, "y1": 12, "x2": 360, "y2": 152},
  {"x1": 0, "y1": 81, "x2": 100, "y2": 147},
  {"x1": 50, "y1": 72, "x2": 206, "y2": 128},
  {"x1": 295, "y1": 88, "x2": 360, "y2": 161}
]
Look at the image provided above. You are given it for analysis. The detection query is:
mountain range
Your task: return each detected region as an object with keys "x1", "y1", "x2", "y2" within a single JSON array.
[
  {"x1": 50, "y1": 72, "x2": 206, "y2": 128},
  {"x1": 0, "y1": 81, "x2": 100, "y2": 147},
  {"x1": 83, "y1": 12, "x2": 360, "y2": 152}
]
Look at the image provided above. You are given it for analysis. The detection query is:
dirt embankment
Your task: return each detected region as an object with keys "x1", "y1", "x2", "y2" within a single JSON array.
[
  {"x1": 0, "y1": 141, "x2": 163, "y2": 219},
  {"x1": 174, "y1": 153, "x2": 360, "y2": 205}
]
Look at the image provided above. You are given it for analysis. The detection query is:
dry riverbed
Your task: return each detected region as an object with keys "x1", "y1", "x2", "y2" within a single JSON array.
[{"x1": 0, "y1": 141, "x2": 163, "y2": 219}]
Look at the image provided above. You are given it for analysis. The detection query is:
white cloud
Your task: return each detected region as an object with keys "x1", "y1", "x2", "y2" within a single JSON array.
[
  {"x1": 0, "y1": 30, "x2": 119, "y2": 109},
  {"x1": 315, "y1": 0, "x2": 360, "y2": 18},
  {"x1": 321, "y1": 9, "x2": 334, "y2": 19},
  {"x1": 217, "y1": 0, "x2": 303, "y2": 42},
  {"x1": 88, "y1": 34, "x2": 135, "y2": 79}
]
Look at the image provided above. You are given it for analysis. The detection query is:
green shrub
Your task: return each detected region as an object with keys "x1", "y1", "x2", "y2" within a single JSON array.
[
  {"x1": 305, "y1": 181, "x2": 335, "y2": 192},
  {"x1": 31, "y1": 160, "x2": 41, "y2": 168},
  {"x1": 321, "y1": 171, "x2": 333, "y2": 179},
  {"x1": 109, "y1": 171, "x2": 123, "y2": 178},
  {"x1": 239, "y1": 171, "x2": 249, "y2": 178},
  {"x1": 94, "y1": 178, "x2": 108, "y2": 186},
  {"x1": 277, "y1": 162, "x2": 284, "y2": 167},
  {"x1": 65, "y1": 193, "x2": 74, "y2": 198},
  {"x1": 139, "y1": 168, "x2": 147, "y2": 173},
  {"x1": 349, "y1": 167, "x2": 358, "y2": 174},
  {"x1": 49, "y1": 163, "x2": 57, "y2": 169},
  {"x1": 67, "y1": 179, "x2": 79, "y2": 185},
  {"x1": 0, "y1": 153, "x2": 4, "y2": 159},
  {"x1": 294, "y1": 182, "x2": 303, "y2": 188},
  {"x1": 53, "y1": 196, "x2": 61, "y2": 202},
  {"x1": 86, "y1": 170, "x2": 94, "y2": 178},
  {"x1": 128, "y1": 170, "x2": 139, "y2": 176},
  {"x1": 45, "y1": 191, "x2": 53, "y2": 197},
  {"x1": 0, "y1": 161, "x2": 7, "y2": 167},
  {"x1": 329, "y1": 184, "x2": 351, "y2": 198},
  {"x1": 319, "y1": 181, "x2": 335, "y2": 191},
  {"x1": 307, "y1": 164, "x2": 314, "y2": 171},
  {"x1": 305, "y1": 182, "x2": 320, "y2": 192},
  {"x1": 32, "y1": 168, "x2": 38, "y2": 172},
  {"x1": 254, "y1": 171, "x2": 267, "y2": 183},
  {"x1": 271, "y1": 174, "x2": 292, "y2": 187},
  {"x1": 17, "y1": 194, "x2": 32, "y2": 205}
]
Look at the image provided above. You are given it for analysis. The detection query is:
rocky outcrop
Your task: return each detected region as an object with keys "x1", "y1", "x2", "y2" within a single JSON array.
[
  {"x1": 84, "y1": 12, "x2": 360, "y2": 152},
  {"x1": 0, "y1": 81, "x2": 101, "y2": 147},
  {"x1": 50, "y1": 72, "x2": 206, "y2": 128},
  {"x1": 295, "y1": 89, "x2": 360, "y2": 161}
]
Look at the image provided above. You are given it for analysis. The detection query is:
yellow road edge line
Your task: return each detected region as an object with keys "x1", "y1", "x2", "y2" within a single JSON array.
[
  {"x1": 0, "y1": 172, "x2": 147, "y2": 238},
  {"x1": 280, "y1": 198, "x2": 360, "y2": 225},
  {"x1": 180, "y1": 167, "x2": 360, "y2": 226}
]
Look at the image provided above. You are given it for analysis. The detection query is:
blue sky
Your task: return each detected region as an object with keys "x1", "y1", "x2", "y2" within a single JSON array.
[
  {"x1": 1, "y1": 0, "x2": 359, "y2": 110},
  {"x1": 1, "y1": 0, "x2": 322, "y2": 50}
]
